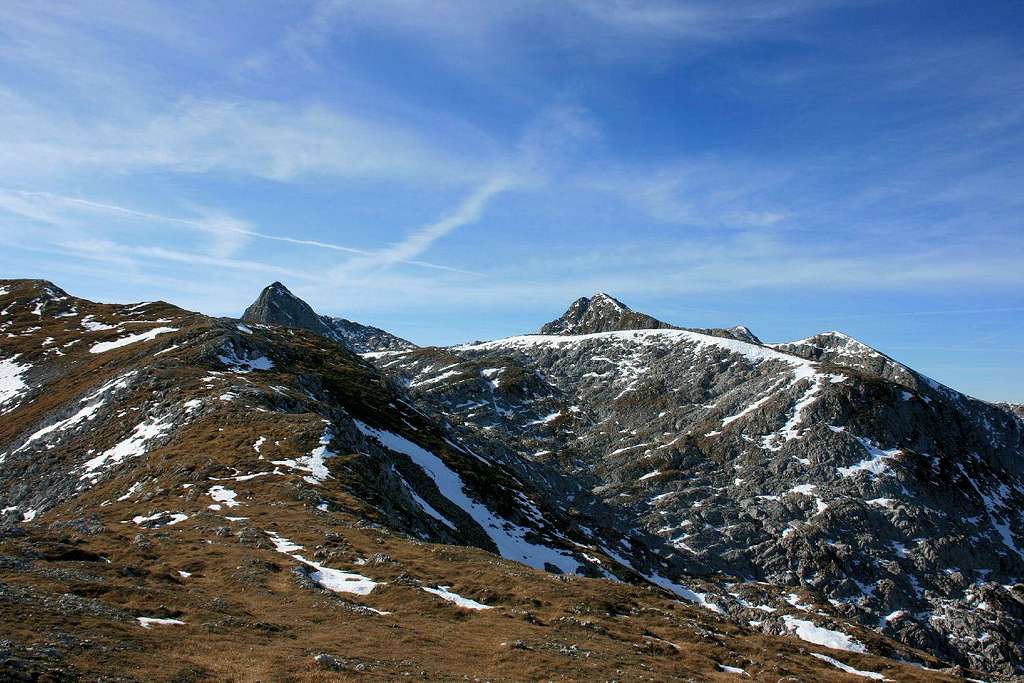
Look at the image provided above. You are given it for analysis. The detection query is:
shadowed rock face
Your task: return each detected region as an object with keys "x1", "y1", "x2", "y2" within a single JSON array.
[
  {"x1": 241, "y1": 282, "x2": 415, "y2": 353},
  {"x1": 242, "y1": 281, "x2": 332, "y2": 337}
]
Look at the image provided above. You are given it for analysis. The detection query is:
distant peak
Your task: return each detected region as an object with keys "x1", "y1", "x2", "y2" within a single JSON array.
[
  {"x1": 540, "y1": 294, "x2": 672, "y2": 336},
  {"x1": 242, "y1": 282, "x2": 326, "y2": 335},
  {"x1": 724, "y1": 325, "x2": 761, "y2": 344},
  {"x1": 793, "y1": 330, "x2": 871, "y2": 349},
  {"x1": 242, "y1": 282, "x2": 416, "y2": 353}
]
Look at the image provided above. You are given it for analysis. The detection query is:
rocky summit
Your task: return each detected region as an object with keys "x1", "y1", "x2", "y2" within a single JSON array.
[
  {"x1": 539, "y1": 293, "x2": 676, "y2": 335},
  {"x1": 0, "y1": 278, "x2": 1020, "y2": 681},
  {"x1": 242, "y1": 281, "x2": 415, "y2": 353}
]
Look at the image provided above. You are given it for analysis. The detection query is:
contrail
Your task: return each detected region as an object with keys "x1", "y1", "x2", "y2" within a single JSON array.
[
  {"x1": 0, "y1": 188, "x2": 480, "y2": 275},
  {"x1": 331, "y1": 174, "x2": 519, "y2": 277}
]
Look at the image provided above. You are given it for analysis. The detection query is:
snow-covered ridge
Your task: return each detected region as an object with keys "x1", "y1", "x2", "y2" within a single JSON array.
[
  {"x1": 453, "y1": 329, "x2": 827, "y2": 405},
  {"x1": 454, "y1": 328, "x2": 815, "y2": 370},
  {"x1": 768, "y1": 330, "x2": 966, "y2": 400}
]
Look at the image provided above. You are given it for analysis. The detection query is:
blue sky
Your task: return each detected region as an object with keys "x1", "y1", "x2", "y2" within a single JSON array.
[{"x1": 0, "y1": 1, "x2": 1021, "y2": 401}]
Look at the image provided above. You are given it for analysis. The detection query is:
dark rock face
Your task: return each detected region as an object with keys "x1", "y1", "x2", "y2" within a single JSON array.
[
  {"x1": 366, "y1": 309, "x2": 1024, "y2": 675},
  {"x1": 241, "y1": 282, "x2": 331, "y2": 337},
  {"x1": 241, "y1": 282, "x2": 414, "y2": 353}
]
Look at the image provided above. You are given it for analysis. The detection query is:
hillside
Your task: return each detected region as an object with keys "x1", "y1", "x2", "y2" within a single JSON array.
[{"x1": 0, "y1": 278, "x2": 980, "y2": 680}]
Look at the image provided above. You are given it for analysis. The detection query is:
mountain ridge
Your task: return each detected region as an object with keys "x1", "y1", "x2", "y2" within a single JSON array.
[
  {"x1": 1, "y1": 277, "x2": 1020, "y2": 678},
  {"x1": 341, "y1": 292, "x2": 1024, "y2": 674}
]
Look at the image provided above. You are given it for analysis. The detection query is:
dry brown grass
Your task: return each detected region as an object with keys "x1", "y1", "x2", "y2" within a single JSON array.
[{"x1": 2, "y1": 493, "x2": 964, "y2": 682}]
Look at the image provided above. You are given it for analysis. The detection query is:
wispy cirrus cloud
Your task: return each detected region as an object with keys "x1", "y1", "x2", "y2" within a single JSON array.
[
  {"x1": 576, "y1": 158, "x2": 791, "y2": 228},
  {"x1": 301, "y1": 0, "x2": 861, "y2": 55},
  {"x1": 566, "y1": 0, "x2": 864, "y2": 40},
  {"x1": 0, "y1": 94, "x2": 501, "y2": 186}
]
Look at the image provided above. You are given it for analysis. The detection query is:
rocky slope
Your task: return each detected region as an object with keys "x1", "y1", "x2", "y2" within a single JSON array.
[
  {"x1": 361, "y1": 293, "x2": 1024, "y2": 676},
  {"x1": 242, "y1": 281, "x2": 414, "y2": 353},
  {"x1": 2, "y1": 278, "x2": 977, "y2": 681}
]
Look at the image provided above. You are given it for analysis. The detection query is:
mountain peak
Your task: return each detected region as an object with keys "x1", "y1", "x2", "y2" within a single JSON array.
[
  {"x1": 242, "y1": 281, "x2": 329, "y2": 336},
  {"x1": 267, "y1": 280, "x2": 289, "y2": 293},
  {"x1": 241, "y1": 282, "x2": 416, "y2": 353},
  {"x1": 539, "y1": 294, "x2": 674, "y2": 335}
]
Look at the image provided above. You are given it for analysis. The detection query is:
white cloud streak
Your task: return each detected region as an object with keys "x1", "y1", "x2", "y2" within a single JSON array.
[
  {"x1": 0, "y1": 188, "x2": 478, "y2": 275},
  {"x1": 330, "y1": 174, "x2": 519, "y2": 278}
]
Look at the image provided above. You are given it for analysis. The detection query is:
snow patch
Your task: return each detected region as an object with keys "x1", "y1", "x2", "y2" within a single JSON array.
[
  {"x1": 837, "y1": 438, "x2": 902, "y2": 478},
  {"x1": 137, "y1": 617, "x2": 185, "y2": 629},
  {"x1": 266, "y1": 532, "x2": 379, "y2": 596},
  {"x1": 271, "y1": 427, "x2": 336, "y2": 485},
  {"x1": 80, "y1": 414, "x2": 174, "y2": 480},
  {"x1": 717, "y1": 664, "x2": 748, "y2": 676},
  {"x1": 782, "y1": 616, "x2": 866, "y2": 653},
  {"x1": 90, "y1": 327, "x2": 177, "y2": 353},
  {"x1": 131, "y1": 511, "x2": 188, "y2": 527},
  {"x1": 422, "y1": 586, "x2": 494, "y2": 610},
  {"x1": 217, "y1": 345, "x2": 274, "y2": 373},
  {"x1": 81, "y1": 315, "x2": 117, "y2": 332},
  {"x1": 810, "y1": 654, "x2": 887, "y2": 680},
  {"x1": 16, "y1": 371, "x2": 137, "y2": 453},
  {"x1": 207, "y1": 485, "x2": 239, "y2": 510},
  {"x1": 0, "y1": 355, "x2": 30, "y2": 412}
]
